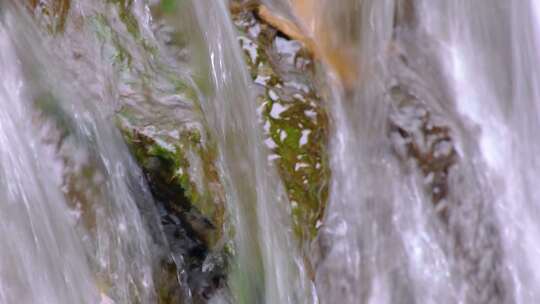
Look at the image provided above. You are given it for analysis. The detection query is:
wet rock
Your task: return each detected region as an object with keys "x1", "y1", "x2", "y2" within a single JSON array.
[
  {"x1": 388, "y1": 84, "x2": 457, "y2": 219},
  {"x1": 118, "y1": 113, "x2": 225, "y2": 247},
  {"x1": 97, "y1": 1, "x2": 230, "y2": 300},
  {"x1": 387, "y1": 83, "x2": 509, "y2": 304},
  {"x1": 231, "y1": 3, "x2": 331, "y2": 246},
  {"x1": 117, "y1": 110, "x2": 228, "y2": 303},
  {"x1": 28, "y1": 0, "x2": 230, "y2": 301}
]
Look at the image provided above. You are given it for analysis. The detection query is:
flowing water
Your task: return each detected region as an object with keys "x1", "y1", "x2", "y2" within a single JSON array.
[
  {"x1": 0, "y1": 2, "x2": 170, "y2": 303},
  {"x1": 189, "y1": 2, "x2": 315, "y2": 303},
  {"x1": 3, "y1": 0, "x2": 540, "y2": 303}
]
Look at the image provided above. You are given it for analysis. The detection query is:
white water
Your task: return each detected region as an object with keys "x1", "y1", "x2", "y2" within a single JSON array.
[
  {"x1": 308, "y1": 0, "x2": 540, "y2": 303},
  {"x1": 0, "y1": 20, "x2": 99, "y2": 304},
  {"x1": 0, "y1": 2, "x2": 166, "y2": 303},
  {"x1": 313, "y1": 2, "x2": 461, "y2": 303}
]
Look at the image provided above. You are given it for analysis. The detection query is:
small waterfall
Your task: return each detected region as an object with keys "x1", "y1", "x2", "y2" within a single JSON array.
[
  {"x1": 311, "y1": 1, "x2": 462, "y2": 303},
  {"x1": 188, "y1": 1, "x2": 315, "y2": 303},
  {"x1": 0, "y1": 2, "x2": 167, "y2": 303},
  {"x1": 418, "y1": 1, "x2": 540, "y2": 302},
  {"x1": 4, "y1": 0, "x2": 540, "y2": 303},
  {"x1": 300, "y1": 0, "x2": 540, "y2": 303},
  {"x1": 0, "y1": 19, "x2": 99, "y2": 304}
]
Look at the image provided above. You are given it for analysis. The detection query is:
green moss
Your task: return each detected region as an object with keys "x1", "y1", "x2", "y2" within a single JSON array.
[
  {"x1": 160, "y1": 0, "x2": 177, "y2": 13},
  {"x1": 34, "y1": 1, "x2": 228, "y2": 300},
  {"x1": 232, "y1": 8, "x2": 331, "y2": 244},
  {"x1": 91, "y1": 0, "x2": 228, "y2": 247},
  {"x1": 117, "y1": 113, "x2": 225, "y2": 247}
]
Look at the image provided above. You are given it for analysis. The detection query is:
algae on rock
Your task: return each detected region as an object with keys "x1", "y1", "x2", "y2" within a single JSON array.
[
  {"x1": 28, "y1": 0, "x2": 231, "y2": 301},
  {"x1": 117, "y1": 111, "x2": 226, "y2": 248},
  {"x1": 231, "y1": 4, "x2": 331, "y2": 246}
]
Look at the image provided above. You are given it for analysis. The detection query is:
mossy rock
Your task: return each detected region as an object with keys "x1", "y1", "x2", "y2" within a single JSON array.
[
  {"x1": 84, "y1": 0, "x2": 227, "y2": 248},
  {"x1": 388, "y1": 84, "x2": 457, "y2": 221},
  {"x1": 30, "y1": 1, "x2": 229, "y2": 302},
  {"x1": 117, "y1": 109, "x2": 229, "y2": 302},
  {"x1": 231, "y1": 5, "x2": 331, "y2": 245},
  {"x1": 117, "y1": 109, "x2": 225, "y2": 248}
]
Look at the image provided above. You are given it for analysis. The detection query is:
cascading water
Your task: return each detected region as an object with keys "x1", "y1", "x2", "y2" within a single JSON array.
[
  {"x1": 4, "y1": 0, "x2": 540, "y2": 303},
  {"x1": 189, "y1": 2, "x2": 315, "y2": 303},
  {"x1": 295, "y1": 0, "x2": 540, "y2": 303},
  {"x1": 0, "y1": 2, "x2": 171, "y2": 303},
  {"x1": 0, "y1": 19, "x2": 99, "y2": 304}
]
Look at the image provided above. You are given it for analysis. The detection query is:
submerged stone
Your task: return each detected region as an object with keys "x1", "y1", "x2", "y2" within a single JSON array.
[
  {"x1": 388, "y1": 84, "x2": 457, "y2": 220},
  {"x1": 118, "y1": 111, "x2": 225, "y2": 247}
]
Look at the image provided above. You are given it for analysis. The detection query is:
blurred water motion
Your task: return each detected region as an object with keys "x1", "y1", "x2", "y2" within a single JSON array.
[{"x1": 2, "y1": 0, "x2": 540, "y2": 303}]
